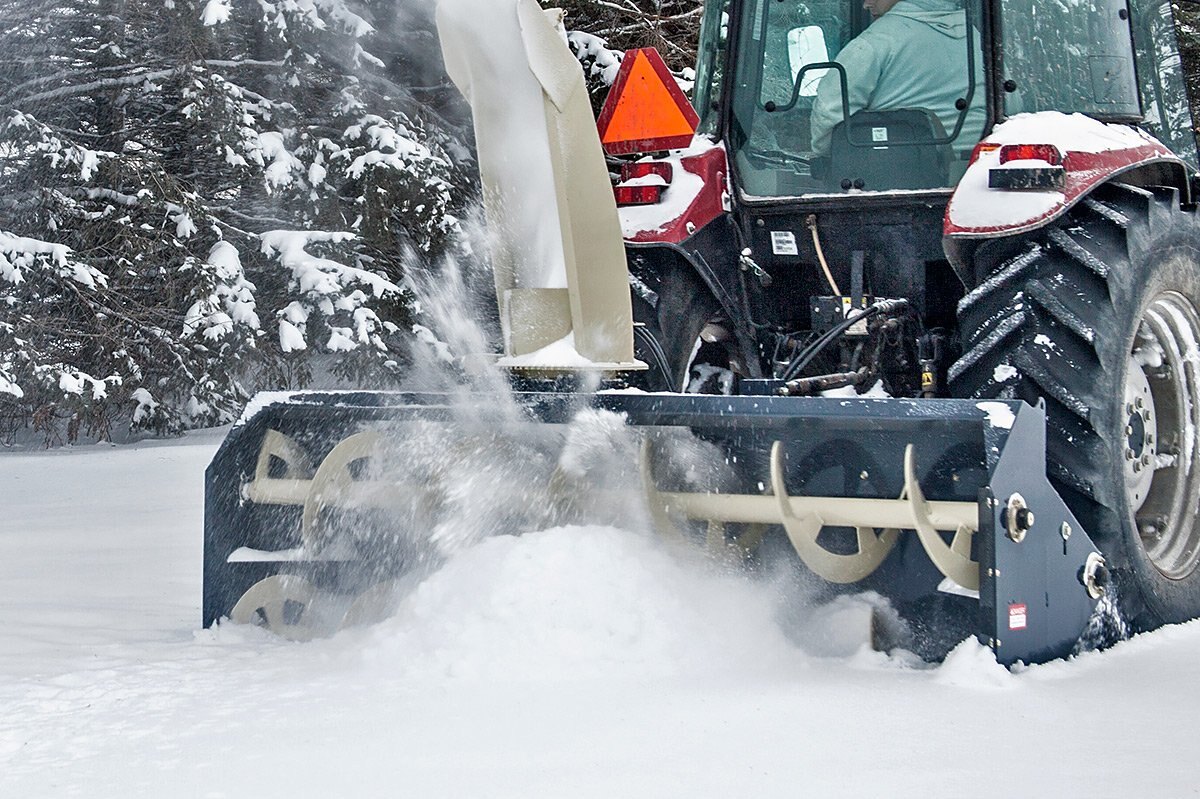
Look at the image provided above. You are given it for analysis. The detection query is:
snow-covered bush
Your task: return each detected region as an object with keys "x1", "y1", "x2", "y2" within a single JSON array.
[{"x1": 0, "y1": 0, "x2": 472, "y2": 442}]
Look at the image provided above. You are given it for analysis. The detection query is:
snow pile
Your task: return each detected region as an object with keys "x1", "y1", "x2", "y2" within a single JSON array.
[
  {"x1": 934, "y1": 638, "x2": 1016, "y2": 689},
  {"x1": 495, "y1": 331, "x2": 597, "y2": 368},
  {"x1": 984, "y1": 111, "x2": 1157, "y2": 153},
  {"x1": 359, "y1": 525, "x2": 802, "y2": 682}
]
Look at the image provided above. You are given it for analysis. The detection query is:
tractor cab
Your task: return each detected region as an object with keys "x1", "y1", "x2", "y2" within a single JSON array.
[{"x1": 692, "y1": 0, "x2": 1197, "y2": 198}]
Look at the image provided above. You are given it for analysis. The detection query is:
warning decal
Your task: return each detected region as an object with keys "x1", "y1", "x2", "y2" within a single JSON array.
[{"x1": 1008, "y1": 603, "x2": 1028, "y2": 631}]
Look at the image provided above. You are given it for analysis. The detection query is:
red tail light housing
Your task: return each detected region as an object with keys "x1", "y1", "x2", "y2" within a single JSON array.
[
  {"x1": 620, "y1": 161, "x2": 674, "y2": 183},
  {"x1": 998, "y1": 143, "x2": 1064, "y2": 166},
  {"x1": 614, "y1": 185, "x2": 665, "y2": 205},
  {"x1": 614, "y1": 161, "x2": 674, "y2": 206}
]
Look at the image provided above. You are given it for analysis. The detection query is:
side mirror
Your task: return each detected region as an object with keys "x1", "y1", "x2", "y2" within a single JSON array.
[{"x1": 787, "y1": 25, "x2": 830, "y2": 97}]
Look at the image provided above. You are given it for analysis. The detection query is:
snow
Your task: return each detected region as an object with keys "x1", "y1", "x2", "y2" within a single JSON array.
[
  {"x1": 948, "y1": 112, "x2": 1158, "y2": 230},
  {"x1": 200, "y1": 0, "x2": 231, "y2": 26},
  {"x1": 977, "y1": 400, "x2": 1016, "y2": 429},
  {"x1": 993, "y1": 363, "x2": 1018, "y2": 383},
  {"x1": 261, "y1": 230, "x2": 397, "y2": 298},
  {"x1": 495, "y1": 331, "x2": 595, "y2": 368},
  {"x1": 985, "y1": 111, "x2": 1157, "y2": 153},
  {"x1": 618, "y1": 138, "x2": 720, "y2": 238},
  {"x1": 2, "y1": 431, "x2": 1200, "y2": 794},
  {"x1": 3, "y1": 432, "x2": 1200, "y2": 794}
]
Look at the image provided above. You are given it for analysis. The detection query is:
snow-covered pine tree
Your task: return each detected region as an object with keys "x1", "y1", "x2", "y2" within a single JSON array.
[{"x1": 0, "y1": 0, "x2": 470, "y2": 443}]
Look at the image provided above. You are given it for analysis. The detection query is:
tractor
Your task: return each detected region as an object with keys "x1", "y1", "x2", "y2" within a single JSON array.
[{"x1": 203, "y1": 0, "x2": 1200, "y2": 664}]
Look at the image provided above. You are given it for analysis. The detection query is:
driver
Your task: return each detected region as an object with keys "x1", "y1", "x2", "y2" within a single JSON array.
[{"x1": 809, "y1": 0, "x2": 985, "y2": 157}]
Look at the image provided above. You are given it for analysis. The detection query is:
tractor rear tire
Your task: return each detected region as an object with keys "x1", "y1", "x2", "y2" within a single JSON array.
[
  {"x1": 632, "y1": 266, "x2": 727, "y2": 393},
  {"x1": 950, "y1": 181, "x2": 1200, "y2": 630}
]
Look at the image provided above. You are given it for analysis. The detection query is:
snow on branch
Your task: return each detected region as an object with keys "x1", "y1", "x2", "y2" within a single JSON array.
[
  {"x1": 260, "y1": 230, "x2": 403, "y2": 354},
  {"x1": 3, "y1": 112, "x2": 112, "y2": 183},
  {"x1": 0, "y1": 231, "x2": 105, "y2": 290},
  {"x1": 183, "y1": 241, "x2": 260, "y2": 341}
]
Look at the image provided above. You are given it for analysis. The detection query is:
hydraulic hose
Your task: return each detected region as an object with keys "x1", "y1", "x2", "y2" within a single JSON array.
[{"x1": 780, "y1": 298, "x2": 908, "y2": 382}]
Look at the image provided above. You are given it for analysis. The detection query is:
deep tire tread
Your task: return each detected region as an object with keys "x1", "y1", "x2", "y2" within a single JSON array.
[{"x1": 950, "y1": 180, "x2": 1200, "y2": 628}]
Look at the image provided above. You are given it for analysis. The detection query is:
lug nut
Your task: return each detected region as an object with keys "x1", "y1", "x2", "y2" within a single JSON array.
[
  {"x1": 1142, "y1": 453, "x2": 1152, "y2": 467},
  {"x1": 1126, "y1": 448, "x2": 1136, "y2": 460}
]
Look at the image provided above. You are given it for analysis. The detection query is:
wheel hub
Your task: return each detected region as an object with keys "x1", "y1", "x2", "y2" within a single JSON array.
[
  {"x1": 1122, "y1": 355, "x2": 1156, "y2": 506},
  {"x1": 1128, "y1": 291, "x2": 1200, "y2": 580}
]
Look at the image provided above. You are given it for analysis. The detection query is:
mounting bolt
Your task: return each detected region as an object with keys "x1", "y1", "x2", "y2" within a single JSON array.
[
  {"x1": 1006, "y1": 493, "x2": 1033, "y2": 542},
  {"x1": 1143, "y1": 410, "x2": 1153, "y2": 422},
  {"x1": 1060, "y1": 521, "x2": 1072, "y2": 541},
  {"x1": 1142, "y1": 453, "x2": 1152, "y2": 467},
  {"x1": 1126, "y1": 448, "x2": 1136, "y2": 461},
  {"x1": 1125, "y1": 425, "x2": 1134, "y2": 436},
  {"x1": 1136, "y1": 397, "x2": 1145, "y2": 410},
  {"x1": 1080, "y1": 552, "x2": 1109, "y2": 599}
]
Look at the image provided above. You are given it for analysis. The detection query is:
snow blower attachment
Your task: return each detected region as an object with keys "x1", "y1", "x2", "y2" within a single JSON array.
[
  {"x1": 204, "y1": 0, "x2": 1200, "y2": 665},
  {"x1": 206, "y1": 390, "x2": 1107, "y2": 665}
]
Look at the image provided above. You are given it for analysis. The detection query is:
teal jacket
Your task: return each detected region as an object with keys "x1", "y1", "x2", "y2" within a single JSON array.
[{"x1": 810, "y1": 0, "x2": 985, "y2": 156}]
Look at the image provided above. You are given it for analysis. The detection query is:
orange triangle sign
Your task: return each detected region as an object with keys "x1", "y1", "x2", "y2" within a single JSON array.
[{"x1": 598, "y1": 48, "x2": 700, "y2": 155}]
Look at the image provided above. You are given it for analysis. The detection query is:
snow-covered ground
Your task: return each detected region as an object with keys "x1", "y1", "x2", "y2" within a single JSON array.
[{"x1": 1, "y1": 430, "x2": 1198, "y2": 797}]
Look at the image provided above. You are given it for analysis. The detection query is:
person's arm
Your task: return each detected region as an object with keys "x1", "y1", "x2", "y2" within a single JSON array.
[{"x1": 810, "y1": 36, "x2": 885, "y2": 155}]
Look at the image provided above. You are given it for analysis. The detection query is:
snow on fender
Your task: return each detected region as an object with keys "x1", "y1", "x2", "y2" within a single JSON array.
[{"x1": 944, "y1": 111, "x2": 1183, "y2": 239}]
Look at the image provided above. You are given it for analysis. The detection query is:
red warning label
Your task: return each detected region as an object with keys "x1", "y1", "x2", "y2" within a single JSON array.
[{"x1": 1008, "y1": 603, "x2": 1028, "y2": 631}]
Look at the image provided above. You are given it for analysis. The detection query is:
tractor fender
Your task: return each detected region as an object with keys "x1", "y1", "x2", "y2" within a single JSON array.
[
  {"x1": 619, "y1": 138, "x2": 729, "y2": 246},
  {"x1": 943, "y1": 112, "x2": 1188, "y2": 274},
  {"x1": 626, "y1": 213, "x2": 763, "y2": 379}
]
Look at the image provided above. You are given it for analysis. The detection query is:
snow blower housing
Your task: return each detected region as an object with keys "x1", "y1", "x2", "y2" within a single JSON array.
[{"x1": 206, "y1": 0, "x2": 1200, "y2": 664}]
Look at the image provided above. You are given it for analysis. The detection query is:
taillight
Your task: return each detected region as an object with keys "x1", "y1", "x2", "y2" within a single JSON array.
[
  {"x1": 614, "y1": 185, "x2": 665, "y2": 205},
  {"x1": 614, "y1": 161, "x2": 673, "y2": 206},
  {"x1": 998, "y1": 143, "x2": 1063, "y2": 166},
  {"x1": 620, "y1": 161, "x2": 673, "y2": 183},
  {"x1": 969, "y1": 141, "x2": 1001, "y2": 163}
]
